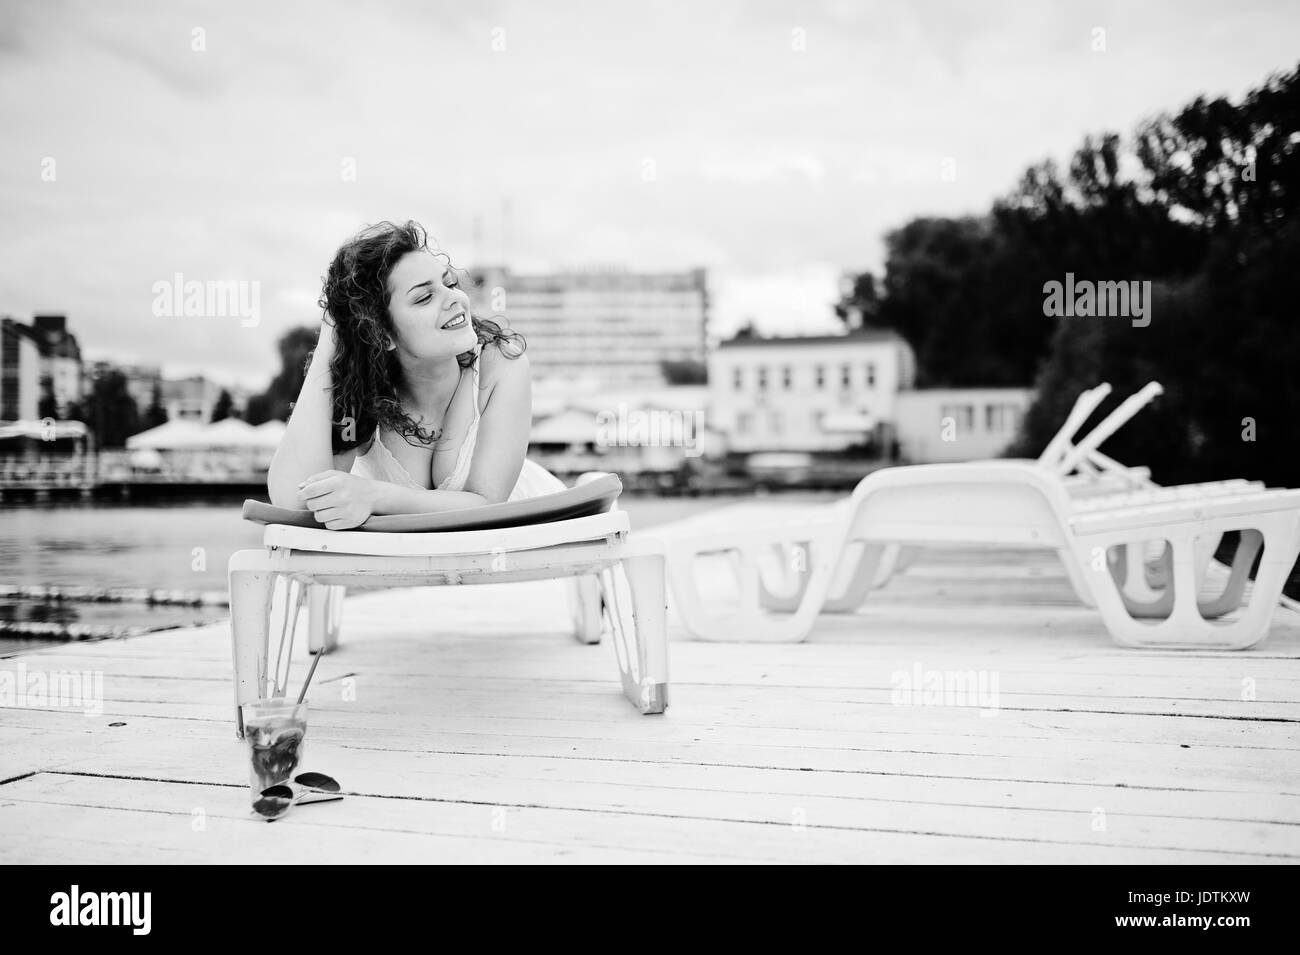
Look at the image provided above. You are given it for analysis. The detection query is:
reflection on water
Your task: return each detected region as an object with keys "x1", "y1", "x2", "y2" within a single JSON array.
[{"x1": 0, "y1": 492, "x2": 838, "y2": 647}]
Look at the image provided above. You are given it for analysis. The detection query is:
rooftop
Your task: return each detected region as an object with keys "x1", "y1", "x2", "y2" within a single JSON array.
[
  {"x1": 3, "y1": 504, "x2": 1297, "y2": 863},
  {"x1": 718, "y1": 328, "x2": 908, "y2": 349}
]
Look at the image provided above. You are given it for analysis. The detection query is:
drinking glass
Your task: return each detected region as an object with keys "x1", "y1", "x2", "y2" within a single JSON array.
[{"x1": 241, "y1": 698, "x2": 308, "y2": 797}]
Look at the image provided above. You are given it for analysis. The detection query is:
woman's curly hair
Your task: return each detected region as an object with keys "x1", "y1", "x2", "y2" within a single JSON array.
[{"x1": 314, "y1": 220, "x2": 526, "y2": 454}]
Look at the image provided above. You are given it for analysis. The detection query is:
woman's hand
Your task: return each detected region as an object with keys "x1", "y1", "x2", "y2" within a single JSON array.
[{"x1": 297, "y1": 470, "x2": 379, "y2": 529}]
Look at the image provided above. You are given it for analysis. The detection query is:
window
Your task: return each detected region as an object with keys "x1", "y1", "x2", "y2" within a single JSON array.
[
  {"x1": 733, "y1": 367, "x2": 743, "y2": 391},
  {"x1": 840, "y1": 364, "x2": 852, "y2": 388},
  {"x1": 757, "y1": 366, "x2": 768, "y2": 390},
  {"x1": 865, "y1": 363, "x2": 876, "y2": 387},
  {"x1": 986, "y1": 403, "x2": 1022, "y2": 434},
  {"x1": 769, "y1": 411, "x2": 784, "y2": 433},
  {"x1": 815, "y1": 365, "x2": 825, "y2": 389},
  {"x1": 941, "y1": 403, "x2": 975, "y2": 433},
  {"x1": 782, "y1": 366, "x2": 792, "y2": 390},
  {"x1": 736, "y1": 412, "x2": 752, "y2": 435}
]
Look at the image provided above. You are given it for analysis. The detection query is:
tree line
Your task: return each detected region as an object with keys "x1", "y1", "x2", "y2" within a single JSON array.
[{"x1": 837, "y1": 61, "x2": 1299, "y2": 487}]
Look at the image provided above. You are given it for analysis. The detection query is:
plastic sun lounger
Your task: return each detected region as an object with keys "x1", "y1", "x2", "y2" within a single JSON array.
[
  {"x1": 664, "y1": 382, "x2": 1172, "y2": 622},
  {"x1": 663, "y1": 384, "x2": 1293, "y2": 646},
  {"x1": 666, "y1": 461, "x2": 1300, "y2": 648},
  {"x1": 227, "y1": 472, "x2": 669, "y2": 738}
]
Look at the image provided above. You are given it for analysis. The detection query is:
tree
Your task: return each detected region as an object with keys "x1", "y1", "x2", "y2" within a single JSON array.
[
  {"x1": 82, "y1": 370, "x2": 141, "y2": 449},
  {"x1": 246, "y1": 326, "x2": 317, "y2": 424},
  {"x1": 659, "y1": 359, "x2": 707, "y2": 385},
  {"x1": 211, "y1": 388, "x2": 235, "y2": 423},
  {"x1": 142, "y1": 382, "x2": 168, "y2": 430},
  {"x1": 846, "y1": 215, "x2": 1056, "y2": 387},
  {"x1": 834, "y1": 272, "x2": 882, "y2": 330},
  {"x1": 37, "y1": 375, "x2": 58, "y2": 419},
  {"x1": 1009, "y1": 62, "x2": 1300, "y2": 488}
]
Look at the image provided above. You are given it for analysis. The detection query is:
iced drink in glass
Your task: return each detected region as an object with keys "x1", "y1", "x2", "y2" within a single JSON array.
[{"x1": 242, "y1": 699, "x2": 308, "y2": 795}]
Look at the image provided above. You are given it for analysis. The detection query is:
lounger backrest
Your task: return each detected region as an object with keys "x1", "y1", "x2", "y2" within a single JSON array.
[{"x1": 846, "y1": 463, "x2": 1073, "y2": 547}]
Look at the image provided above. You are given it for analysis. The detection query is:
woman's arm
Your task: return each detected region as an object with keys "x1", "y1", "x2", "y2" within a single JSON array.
[
  {"x1": 266, "y1": 319, "x2": 348, "y2": 508},
  {"x1": 462, "y1": 346, "x2": 531, "y2": 504},
  {"x1": 294, "y1": 471, "x2": 485, "y2": 529}
]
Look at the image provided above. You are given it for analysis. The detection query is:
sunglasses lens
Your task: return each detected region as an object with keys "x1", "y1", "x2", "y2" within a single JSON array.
[
  {"x1": 253, "y1": 791, "x2": 292, "y2": 820},
  {"x1": 294, "y1": 772, "x2": 340, "y2": 793}
]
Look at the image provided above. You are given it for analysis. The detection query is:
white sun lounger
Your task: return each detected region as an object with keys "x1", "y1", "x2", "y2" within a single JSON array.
[
  {"x1": 665, "y1": 382, "x2": 1170, "y2": 619},
  {"x1": 665, "y1": 462, "x2": 1300, "y2": 648},
  {"x1": 227, "y1": 473, "x2": 669, "y2": 738}
]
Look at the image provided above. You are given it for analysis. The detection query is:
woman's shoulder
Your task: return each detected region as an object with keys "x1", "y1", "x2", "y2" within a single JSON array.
[{"x1": 476, "y1": 339, "x2": 531, "y2": 389}]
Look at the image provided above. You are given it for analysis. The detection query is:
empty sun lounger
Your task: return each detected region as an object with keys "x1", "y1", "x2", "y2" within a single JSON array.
[
  {"x1": 664, "y1": 461, "x2": 1300, "y2": 648},
  {"x1": 227, "y1": 473, "x2": 669, "y2": 738},
  {"x1": 662, "y1": 380, "x2": 1299, "y2": 648},
  {"x1": 718, "y1": 382, "x2": 1175, "y2": 614}
]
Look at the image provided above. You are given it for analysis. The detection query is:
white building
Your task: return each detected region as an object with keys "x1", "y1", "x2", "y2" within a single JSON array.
[
  {"x1": 708, "y1": 329, "x2": 917, "y2": 453},
  {"x1": 1, "y1": 315, "x2": 84, "y2": 420},
  {"x1": 0, "y1": 319, "x2": 42, "y2": 421},
  {"x1": 162, "y1": 375, "x2": 224, "y2": 422},
  {"x1": 469, "y1": 265, "x2": 708, "y2": 388},
  {"x1": 895, "y1": 388, "x2": 1033, "y2": 463}
]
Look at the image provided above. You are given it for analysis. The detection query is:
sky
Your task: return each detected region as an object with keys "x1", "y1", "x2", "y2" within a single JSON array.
[{"x1": 1, "y1": 0, "x2": 1297, "y2": 390}]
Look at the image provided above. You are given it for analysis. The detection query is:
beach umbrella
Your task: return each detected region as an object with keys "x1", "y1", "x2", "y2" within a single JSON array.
[{"x1": 125, "y1": 419, "x2": 209, "y2": 450}]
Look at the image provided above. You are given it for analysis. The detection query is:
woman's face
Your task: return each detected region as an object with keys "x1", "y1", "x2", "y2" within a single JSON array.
[{"x1": 385, "y1": 249, "x2": 478, "y2": 360}]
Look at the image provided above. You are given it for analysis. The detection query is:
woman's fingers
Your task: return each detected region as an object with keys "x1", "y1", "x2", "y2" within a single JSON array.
[
  {"x1": 299, "y1": 475, "x2": 340, "y2": 503},
  {"x1": 302, "y1": 492, "x2": 335, "y2": 511}
]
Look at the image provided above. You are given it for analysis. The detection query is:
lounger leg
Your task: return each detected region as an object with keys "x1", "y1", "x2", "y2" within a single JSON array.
[
  {"x1": 892, "y1": 544, "x2": 923, "y2": 576},
  {"x1": 570, "y1": 574, "x2": 603, "y2": 645},
  {"x1": 1108, "y1": 543, "x2": 1175, "y2": 618},
  {"x1": 758, "y1": 540, "x2": 817, "y2": 612},
  {"x1": 307, "y1": 583, "x2": 344, "y2": 655},
  {"x1": 1127, "y1": 541, "x2": 1169, "y2": 602},
  {"x1": 604, "y1": 554, "x2": 669, "y2": 714},
  {"x1": 229, "y1": 550, "x2": 277, "y2": 739},
  {"x1": 1197, "y1": 529, "x2": 1262, "y2": 619},
  {"x1": 1082, "y1": 514, "x2": 1299, "y2": 649},
  {"x1": 823, "y1": 541, "x2": 889, "y2": 612}
]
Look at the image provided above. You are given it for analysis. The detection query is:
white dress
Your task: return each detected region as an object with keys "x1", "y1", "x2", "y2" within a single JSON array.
[{"x1": 349, "y1": 346, "x2": 566, "y2": 501}]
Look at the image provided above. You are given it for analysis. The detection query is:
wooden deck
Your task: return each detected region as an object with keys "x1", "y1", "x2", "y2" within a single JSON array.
[{"x1": 3, "y1": 521, "x2": 1299, "y2": 863}]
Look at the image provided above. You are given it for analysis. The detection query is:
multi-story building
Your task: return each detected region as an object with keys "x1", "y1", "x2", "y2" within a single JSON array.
[
  {"x1": 30, "y1": 315, "x2": 83, "y2": 413},
  {"x1": 708, "y1": 328, "x2": 917, "y2": 454},
  {"x1": 1, "y1": 319, "x2": 42, "y2": 421},
  {"x1": 468, "y1": 265, "x2": 708, "y2": 387},
  {"x1": 1, "y1": 314, "x2": 84, "y2": 420}
]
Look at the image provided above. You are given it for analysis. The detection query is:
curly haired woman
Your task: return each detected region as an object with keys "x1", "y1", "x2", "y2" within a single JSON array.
[{"x1": 268, "y1": 220, "x2": 565, "y2": 528}]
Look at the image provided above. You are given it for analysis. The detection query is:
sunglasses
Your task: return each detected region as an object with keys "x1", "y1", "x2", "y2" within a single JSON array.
[{"x1": 252, "y1": 771, "x2": 343, "y2": 821}]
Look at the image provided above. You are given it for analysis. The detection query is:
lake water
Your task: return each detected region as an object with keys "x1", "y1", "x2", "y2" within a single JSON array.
[{"x1": 0, "y1": 491, "x2": 838, "y2": 650}]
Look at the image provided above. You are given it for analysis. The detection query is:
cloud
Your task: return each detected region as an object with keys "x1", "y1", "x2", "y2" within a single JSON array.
[{"x1": 0, "y1": 0, "x2": 1297, "y2": 389}]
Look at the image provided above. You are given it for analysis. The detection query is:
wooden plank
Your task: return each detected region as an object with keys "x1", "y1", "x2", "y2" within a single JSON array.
[
  {"x1": 6, "y1": 702, "x2": 1297, "y2": 797},
  {"x1": 4, "y1": 541, "x2": 1297, "y2": 863},
  {"x1": 0, "y1": 774, "x2": 1281, "y2": 864},
  {"x1": 19, "y1": 738, "x2": 1300, "y2": 852}
]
